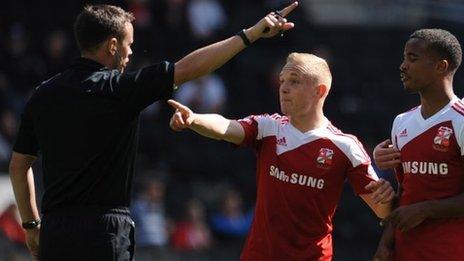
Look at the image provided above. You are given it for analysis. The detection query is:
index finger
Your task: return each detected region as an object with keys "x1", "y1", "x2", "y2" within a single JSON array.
[
  {"x1": 278, "y1": 1, "x2": 298, "y2": 17},
  {"x1": 167, "y1": 99, "x2": 186, "y2": 111}
]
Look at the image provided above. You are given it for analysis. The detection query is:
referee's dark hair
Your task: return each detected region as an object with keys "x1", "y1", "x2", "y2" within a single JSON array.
[
  {"x1": 74, "y1": 4, "x2": 135, "y2": 53},
  {"x1": 410, "y1": 29, "x2": 462, "y2": 73}
]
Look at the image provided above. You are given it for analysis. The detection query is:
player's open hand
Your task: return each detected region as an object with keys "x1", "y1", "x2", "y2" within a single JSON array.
[
  {"x1": 385, "y1": 203, "x2": 428, "y2": 232},
  {"x1": 374, "y1": 139, "x2": 401, "y2": 170},
  {"x1": 168, "y1": 99, "x2": 195, "y2": 132},
  {"x1": 246, "y1": 2, "x2": 298, "y2": 41},
  {"x1": 25, "y1": 227, "x2": 40, "y2": 259},
  {"x1": 365, "y1": 178, "x2": 395, "y2": 204}
]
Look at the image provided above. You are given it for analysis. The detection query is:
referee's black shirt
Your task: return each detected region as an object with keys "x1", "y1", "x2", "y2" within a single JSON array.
[{"x1": 13, "y1": 58, "x2": 174, "y2": 213}]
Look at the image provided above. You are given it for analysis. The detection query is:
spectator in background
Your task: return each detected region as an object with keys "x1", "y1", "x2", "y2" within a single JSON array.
[
  {"x1": 0, "y1": 203, "x2": 25, "y2": 246},
  {"x1": 210, "y1": 189, "x2": 252, "y2": 258},
  {"x1": 211, "y1": 189, "x2": 252, "y2": 239},
  {"x1": 162, "y1": 0, "x2": 191, "y2": 58},
  {"x1": 131, "y1": 178, "x2": 170, "y2": 260},
  {"x1": 6, "y1": 23, "x2": 43, "y2": 95},
  {"x1": 0, "y1": 72, "x2": 23, "y2": 115},
  {"x1": 128, "y1": 0, "x2": 153, "y2": 30},
  {"x1": 0, "y1": 110, "x2": 17, "y2": 167},
  {"x1": 165, "y1": 0, "x2": 188, "y2": 30},
  {"x1": 172, "y1": 199, "x2": 212, "y2": 252},
  {"x1": 187, "y1": 0, "x2": 227, "y2": 41},
  {"x1": 175, "y1": 73, "x2": 227, "y2": 113},
  {"x1": 0, "y1": 73, "x2": 19, "y2": 169},
  {"x1": 128, "y1": 0, "x2": 153, "y2": 52},
  {"x1": 42, "y1": 30, "x2": 69, "y2": 77},
  {"x1": 0, "y1": 203, "x2": 28, "y2": 260}
]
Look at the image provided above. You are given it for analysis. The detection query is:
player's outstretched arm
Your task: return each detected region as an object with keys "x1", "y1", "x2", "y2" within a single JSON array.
[
  {"x1": 173, "y1": 2, "x2": 298, "y2": 86},
  {"x1": 168, "y1": 100, "x2": 245, "y2": 145},
  {"x1": 373, "y1": 139, "x2": 401, "y2": 170},
  {"x1": 361, "y1": 178, "x2": 395, "y2": 218}
]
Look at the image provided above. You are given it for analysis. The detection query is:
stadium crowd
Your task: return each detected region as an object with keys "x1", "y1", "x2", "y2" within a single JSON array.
[{"x1": 0, "y1": 0, "x2": 463, "y2": 260}]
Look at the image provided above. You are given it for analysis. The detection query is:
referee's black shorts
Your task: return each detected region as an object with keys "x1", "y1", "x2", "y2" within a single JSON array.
[{"x1": 39, "y1": 206, "x2": 135, "y2": 261}]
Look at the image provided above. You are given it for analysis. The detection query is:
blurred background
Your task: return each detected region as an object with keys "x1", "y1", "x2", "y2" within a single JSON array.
[{"x1": 0, "y1": 0, "x2": 463, "y2": 260}]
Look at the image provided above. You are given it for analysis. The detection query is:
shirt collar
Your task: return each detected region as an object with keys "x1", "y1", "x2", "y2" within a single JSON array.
[{"x1": 69, "y1": 57, "x2": 107, "y2": 71}]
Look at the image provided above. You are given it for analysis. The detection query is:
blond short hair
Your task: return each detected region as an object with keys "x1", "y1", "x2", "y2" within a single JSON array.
[{"x1": 286, "y1": 53, "x2": 332, "y2": 88}]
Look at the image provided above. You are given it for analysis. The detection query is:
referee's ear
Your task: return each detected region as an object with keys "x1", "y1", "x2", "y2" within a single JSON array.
[{"x1": 107, "y1": 38, "x2": 118, "y2": 56}]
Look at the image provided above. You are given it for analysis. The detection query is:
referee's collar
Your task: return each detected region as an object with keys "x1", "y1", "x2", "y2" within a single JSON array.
[{"x1": 70, "y1": 57, "x2": 107, "y2": 71}]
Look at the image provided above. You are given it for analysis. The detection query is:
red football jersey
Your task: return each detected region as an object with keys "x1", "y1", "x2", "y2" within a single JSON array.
[
  {"x1": 391, "y1": 98, "x2": 464, "y2": 261},
  {"x1": 237, "y1": 114, "x2": 378, "y2": 261}
]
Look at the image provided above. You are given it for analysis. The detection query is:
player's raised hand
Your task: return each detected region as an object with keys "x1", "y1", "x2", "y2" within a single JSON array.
[
  {"x1": 365, "y1": 178, "x2": 395, "y2": 204},
  {"x1": 246, "y1": 2, "x2": 298, "y2": 41},
  {"x1": 374, "y1": 139, "x2": 401, "y2": 170},
  {"x1": 168, "y1": 99, "x2": 195, "y2": 132}
]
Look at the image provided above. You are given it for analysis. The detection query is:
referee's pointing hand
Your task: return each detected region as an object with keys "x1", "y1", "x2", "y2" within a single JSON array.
[{"x1": 243, "y1": 1, "x2": 299, "y2": 42}]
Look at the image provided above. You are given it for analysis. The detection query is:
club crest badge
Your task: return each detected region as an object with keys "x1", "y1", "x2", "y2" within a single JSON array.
[
  {"x1": 317, "y1": 148, "x2": 334, "y2": 169},
  {"x1": 433, "y1": 126, "x2": 453, "y2": 152}
]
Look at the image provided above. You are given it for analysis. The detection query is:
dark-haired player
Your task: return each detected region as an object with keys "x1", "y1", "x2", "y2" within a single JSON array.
[{"x1": 373, "y1": 29, "x2": 464, "y2": 261}]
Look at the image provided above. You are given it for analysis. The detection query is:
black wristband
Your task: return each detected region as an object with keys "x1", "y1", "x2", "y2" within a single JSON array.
[
  {"x1": 22, "y1": 219, "x2": 41, "y2": 229},
  {"x1": 237, "y1": 29, "x2": 251, "y2": 46}
]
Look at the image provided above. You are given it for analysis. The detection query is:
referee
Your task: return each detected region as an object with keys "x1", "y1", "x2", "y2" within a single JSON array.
[{"x1": 9, "y1": 3, "x2": 298, "y2": 260}]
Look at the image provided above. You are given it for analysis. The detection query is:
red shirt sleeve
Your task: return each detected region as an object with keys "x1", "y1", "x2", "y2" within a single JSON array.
[
  {"x1": 237, "y1": 116, "x2": 260, "y2": 149},
  {"x1": 346, "y1": 163, "x2": 378, "y2": 195}
]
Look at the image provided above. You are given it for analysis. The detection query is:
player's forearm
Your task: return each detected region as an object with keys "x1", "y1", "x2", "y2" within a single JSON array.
[
  {"x1": 422, "y1": 193, "x2": 464, "y2": 219},
  {"x1": 10, "y1": 165, "x2": 40, "y2": 223},
  {"x1": 174, "y1": 29, "x2": 259, "y2": 86},
  {"x1": 190, "y1": 114, "x2": 243, "y2": 144},
  {"x1": 190, "y1": 114, "x2": 228, "y2": 140}
]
